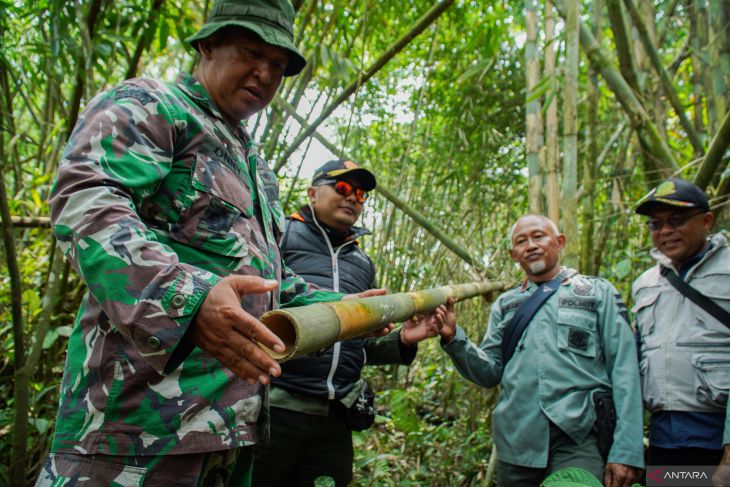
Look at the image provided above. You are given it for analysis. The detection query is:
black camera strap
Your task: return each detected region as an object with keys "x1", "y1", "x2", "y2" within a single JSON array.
[
  {"x1": 501, "y1": 275, "x2": 563, "y2": 365},
  {"x1": 660, "y1": 266, "x2": 730, "y2": 327}
]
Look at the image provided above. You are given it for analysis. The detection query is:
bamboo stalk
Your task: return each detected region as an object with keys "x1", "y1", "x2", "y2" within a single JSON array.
[
  {"x1": 544, "y1": 0, "x2": 560, "y2": 224},
  {"x1": 10, "y1": 215, "x2": 51, "y2": 228},
  {"x1": 561, "y1": 0, "x2": 579, "y2": 268},
  {"x1": 260, "y1": 281, "x2": 507, "y2": 361},
  {"x1": 695, "y1": 110, "x2": 730, "y2": 190},
  {"x1": 526, "y1": 0, "x2": 543, "y2": 213}
]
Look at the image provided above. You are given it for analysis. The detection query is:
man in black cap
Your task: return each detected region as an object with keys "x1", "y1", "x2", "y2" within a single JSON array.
[
  {"x1": 252, "y1": 160, "x2": 442, "y2": 487},
  {"x1": 632, "y1": 178, "x2": 730, "y2": 483}
]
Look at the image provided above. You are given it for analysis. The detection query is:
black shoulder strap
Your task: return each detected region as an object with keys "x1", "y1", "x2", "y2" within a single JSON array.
[
  {"x1": 660, "y1": 266, "x2": 730, "y2": 327},
  {"x1": 501, "y1": 276, "x2": 563, "y2": 365}
]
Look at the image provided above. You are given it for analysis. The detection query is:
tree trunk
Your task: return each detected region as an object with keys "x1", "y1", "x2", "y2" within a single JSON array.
[
  {"x1": 709, "y1": 0, "x2": 729, "y2": 122},
  {"x1": 580, "y1": 0, "x2": 603, "y2": 275},
  {"x1": 694, "y1": 0, "x2": 716, "y2": 132},
  {"x1": 526, "y1": 0, "x2": 544, "y2": 213},
  {"x1": 65, "y1": 0, "x2": 104, "y2": 140},
  {"x1": 695, "y1": 110, "x2": 730, "y2": 190},
  {"x1": 125, "y1": 0, "x2": 167, "y2": 79},
  {"x1": 561, "y1": 0, "x2": 579, "y2": 267},
  {"x1": 544, "y1": 0, "x2": 560, "y2": 224},
  {"x1": 606, "y1": 0, "x2": 641, "y2": 93},
  {"x1": 2, "y1": 173, "x2": 27, "y2": 487},
  {"x1": 688, "y1": 0, "x2": 706, "y2": 138}
]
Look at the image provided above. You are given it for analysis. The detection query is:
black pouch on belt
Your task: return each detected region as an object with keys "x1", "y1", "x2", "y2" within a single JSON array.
[
  {"x1": 345, "y1": 381, "x2": 375, "y2": 432},
  {"x1": 593, "y1": 389, "x2": 617, "y2": 461}
]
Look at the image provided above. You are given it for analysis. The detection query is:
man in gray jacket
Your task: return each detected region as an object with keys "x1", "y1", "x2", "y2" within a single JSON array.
[{"x1": 633, "y1": 178, "x2": 730, "y2": 484}]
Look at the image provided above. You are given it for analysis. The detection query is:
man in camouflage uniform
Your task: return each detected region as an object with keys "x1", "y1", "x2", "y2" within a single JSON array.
[
  {"x1": 36, "y1": 1, "x2": 346, "y2": 485},
  {"x1": 438, "y1": 215, "x2": 644, "y2": 487}
]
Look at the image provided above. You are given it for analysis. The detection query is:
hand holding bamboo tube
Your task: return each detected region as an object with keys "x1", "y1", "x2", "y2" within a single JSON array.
[{"x1": 259, "y1": 280, "x2": 507, "y2": 361}]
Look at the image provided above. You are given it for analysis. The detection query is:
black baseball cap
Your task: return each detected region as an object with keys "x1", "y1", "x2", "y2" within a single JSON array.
[
  {"x1": 311, "y1": 159, "x2": 377, "y2": 191},
  {"x1": 635, "y1": 178, "x2": 710, "y2": 215}
]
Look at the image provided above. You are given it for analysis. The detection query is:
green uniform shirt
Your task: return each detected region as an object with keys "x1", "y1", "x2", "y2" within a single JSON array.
[
  {"x1": 49, "y1": 73, "x2": 340, "y2": 457},
  {"x1": 443, "y1": 268, "x2": 644, "y2": 469}
]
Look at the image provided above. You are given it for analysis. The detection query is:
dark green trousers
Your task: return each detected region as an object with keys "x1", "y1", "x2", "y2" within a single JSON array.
[
  {"x1": 35, "y1": 448, "x2": 253, "y2": 487},
  {"x1": 497, "y1": 422, "x2": 605, "y2": 486},
  {"x1": 252, "y1": 405, "x2": 354, "y2": 487}
]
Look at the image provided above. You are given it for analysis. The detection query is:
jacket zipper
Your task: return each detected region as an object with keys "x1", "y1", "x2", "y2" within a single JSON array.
[{"x1": 309, "y1": 204, "x2": 356, "y2": 399}]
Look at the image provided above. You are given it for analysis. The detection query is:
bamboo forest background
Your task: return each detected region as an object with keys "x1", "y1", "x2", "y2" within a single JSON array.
[{"x1": 1, "y1": 0, "x2": 729, "y2": 484}]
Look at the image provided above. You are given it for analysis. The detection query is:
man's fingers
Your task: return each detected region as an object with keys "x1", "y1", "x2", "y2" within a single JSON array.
[
  {"x1": 357, "y1": 288, "x2": 387, "y2": 298},
  {"x1": 226, "y1": 275, "x2": 279, "y2": 295},
  {"x1": 231, "y1": 310, "x2": 286, "y2": 354},
  {"x1": 224, "y1": 344, "x2": 276, "y2": 384}
]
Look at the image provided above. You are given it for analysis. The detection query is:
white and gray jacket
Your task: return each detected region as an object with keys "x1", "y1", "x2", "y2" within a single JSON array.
[{"x1": 632, "y1": 233, "x2": 730, "y2": 443}]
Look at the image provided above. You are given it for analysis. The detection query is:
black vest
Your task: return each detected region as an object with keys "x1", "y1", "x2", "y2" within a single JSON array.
[{"x1": 271, "y1": 207, "x2": 376, "y2": 400}]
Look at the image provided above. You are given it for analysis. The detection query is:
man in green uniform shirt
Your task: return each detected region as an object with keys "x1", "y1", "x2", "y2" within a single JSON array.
[
  {"x1": 35, "y1": 1, "x2": 362, "y2": 486},
  {"x1": 439, "y1": 215, "x2": 644, "y2": 487}
]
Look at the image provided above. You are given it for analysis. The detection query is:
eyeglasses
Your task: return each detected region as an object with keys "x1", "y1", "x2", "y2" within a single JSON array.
[
  {"x1": 647, "y1": 211, "x2": 705, "y2": 231},
  {"x1": 317, "y1": 179, "x2": 369, "y2": 204}
]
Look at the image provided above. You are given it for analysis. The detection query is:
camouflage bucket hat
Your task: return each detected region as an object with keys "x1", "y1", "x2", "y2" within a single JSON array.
[{"x1": 186, "y1": 0, "x2": 306, "y2": 76}]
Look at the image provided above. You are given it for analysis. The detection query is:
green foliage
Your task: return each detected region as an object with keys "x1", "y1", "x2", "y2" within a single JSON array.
[
  {"x1": 2, "y1": 0, "x2": 728, "y2": 484},
  {"x1": 541, "y1": 467, "x2": 603, "y2": 487}
]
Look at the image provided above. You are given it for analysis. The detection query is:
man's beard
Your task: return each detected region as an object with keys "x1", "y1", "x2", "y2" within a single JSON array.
[{"x1": 528, "y1": 260, "x2": 546, "y2": 274}]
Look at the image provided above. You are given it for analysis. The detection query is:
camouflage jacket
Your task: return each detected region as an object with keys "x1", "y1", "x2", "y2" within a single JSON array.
[{"x1": 48, "y1": 73, "x2": 341, "y2": 457}]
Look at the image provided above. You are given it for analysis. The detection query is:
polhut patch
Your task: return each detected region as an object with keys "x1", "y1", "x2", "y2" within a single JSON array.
[
  {"x1": 568, "y1": 329, "x2": 589, "y2": 350},
  {"x1": 559, "y1": 297, "x2": 597, "y2": 312},
  {"x1": 572, "y1": 280, "x2": 593, "y2": 296}
]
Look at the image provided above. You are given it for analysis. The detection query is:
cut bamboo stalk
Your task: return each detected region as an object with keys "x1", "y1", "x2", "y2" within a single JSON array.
[{"x1": 260, "y1": 280, "x2": 507, "y2": 361}]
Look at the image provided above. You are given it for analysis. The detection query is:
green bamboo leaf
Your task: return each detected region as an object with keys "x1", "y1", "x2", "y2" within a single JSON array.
[
  {"x1": 23, "y1": 289, "x2": 41, "y2": 315},
  {"x1": 389, "y1": 390, "x2": 420, "y2": 433},
  {"x1": 615, "y1": 259, "x2": 632, "y2": 279},
  {"x1": 541, "y1": 467, "x2": 603, "y2": 487},
  {"x1": 42, "y1": 328, "x2": 59, "y2": 350}
]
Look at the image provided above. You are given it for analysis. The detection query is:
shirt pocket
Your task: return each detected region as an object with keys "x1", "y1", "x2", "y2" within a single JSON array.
[
  {"x1": 691, "y1": 353, "x2": 730, "y2": 409},
  {"x1": 691, "y1": 275, "x2": 730, "y2": 334},
  {"x1": 631, "y1": 288, "x2": 660, "y2": 344},
  {"x1": 174, "y1": 152, "x2": 254, "y2": 257},
  {"x1": 557, "y1": 307, "x2": 598, "y2": 358}
]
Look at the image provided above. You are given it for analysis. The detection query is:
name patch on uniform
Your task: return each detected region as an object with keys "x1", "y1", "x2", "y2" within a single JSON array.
[
  {"x1": 114, "y1": 87, "x2": 154, "y2": 105},
  {"x1": 559, "y1": 297, "x2": 597, "y2": 312}
]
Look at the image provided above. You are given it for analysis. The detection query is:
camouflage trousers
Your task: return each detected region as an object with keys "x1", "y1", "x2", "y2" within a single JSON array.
[{"x1": 34, "y1": 447, "x2": 253, "y2": 487}]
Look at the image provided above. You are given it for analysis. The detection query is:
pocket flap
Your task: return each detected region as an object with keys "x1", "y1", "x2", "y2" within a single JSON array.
[
  {"x1": 192, "y1": 153, "x2": 253, "y2": 218},
  {"x1": 631, "y1": 289, "x2": 660, "y2": 314}
]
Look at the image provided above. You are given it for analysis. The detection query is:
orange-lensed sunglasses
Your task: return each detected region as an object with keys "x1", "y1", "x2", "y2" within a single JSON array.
[{"x1": 318, "y1": 179, "x2": 369, "y2": 203}]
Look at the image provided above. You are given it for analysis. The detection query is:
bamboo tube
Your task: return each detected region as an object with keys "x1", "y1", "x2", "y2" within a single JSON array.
[{"x1": 260, "y1": 281, "x2": 507, "y2": 361}]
